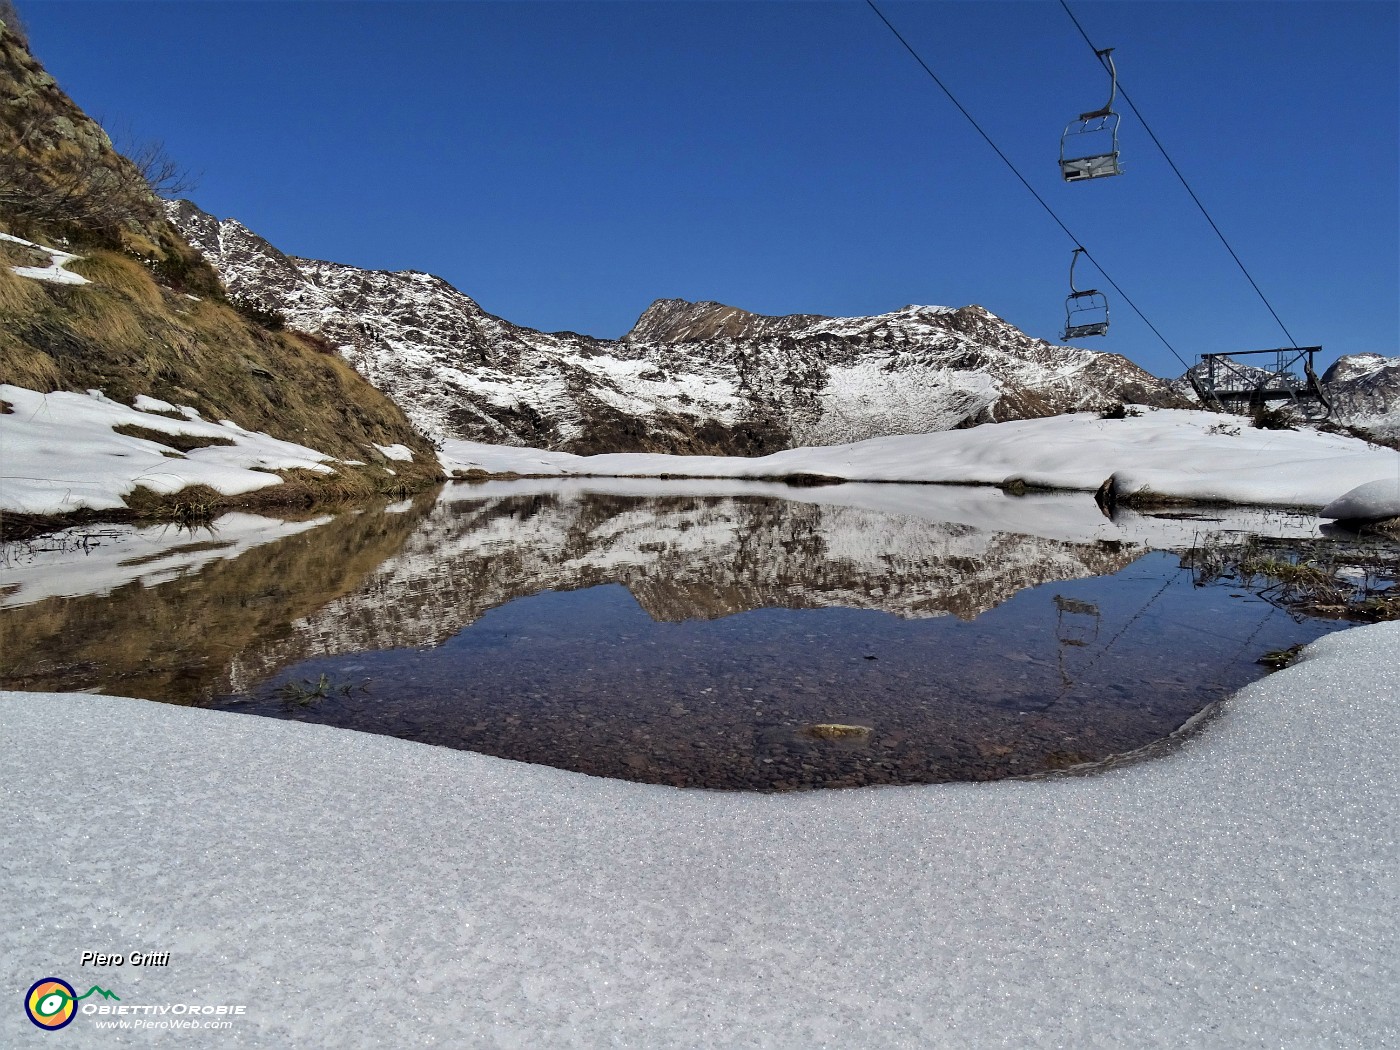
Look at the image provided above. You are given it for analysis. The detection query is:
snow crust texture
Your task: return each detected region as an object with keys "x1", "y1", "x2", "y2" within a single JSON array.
[
  {"x1": 1, "y1": 622, "x2": 1396, "y2": 1047},
  {"x1": 164, "y1": 200, "x2": 1185, "y2": 454},
  {"x1": 1320, "y1": 476, "x2": 1400, "y2": 521}
]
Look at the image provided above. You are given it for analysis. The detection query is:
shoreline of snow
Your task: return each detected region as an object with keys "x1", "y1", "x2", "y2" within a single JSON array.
[
  {"x1": 2, "y1": 621, "x2": 1396, "y2": 1047},
  {"x1": 7, "y1": 394, "x2": 1395, "y2": 522},
  {"x1": 443, "y1": 408, "x2": 1400, "y2": 510}
]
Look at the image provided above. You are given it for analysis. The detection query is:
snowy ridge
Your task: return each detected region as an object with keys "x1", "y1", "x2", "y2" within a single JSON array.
[
  {"x1": 1321, "y1": 353, "x2": 1400, "y2": 439},
  {"x1": 165, "y1": 201, "x2": 1185, "y2": 454}
]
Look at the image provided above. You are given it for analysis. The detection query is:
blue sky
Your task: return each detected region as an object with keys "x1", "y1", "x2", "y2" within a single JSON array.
[{"x1": 20, "y1": 1, "x2": 1398, "y2": 378}]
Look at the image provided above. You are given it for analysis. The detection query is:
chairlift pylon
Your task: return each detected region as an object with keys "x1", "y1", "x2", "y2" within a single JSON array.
[
  {"x1": 1060, "y1": 47, "x2": 1123, "y2": 182},
  {"x1": 1063, "y1": 247, "x2": 1109, "y2": 339},
  {"x1": 1193, "y1": 347, "x2": 1333, "y2": 421}
]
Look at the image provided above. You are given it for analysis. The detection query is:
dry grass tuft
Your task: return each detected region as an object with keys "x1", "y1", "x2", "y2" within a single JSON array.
[
  {"x1": 0, "y1": 339, "x2": 60, "y2": 390},
  {"x1": 124, "y1": 483, "x2": 224, "y2": 526},
  {"x1": 1186, "y1": 534, "x2": 1400, "y2": 622},
  {"x1": 0, "y1": 260, "x2": 43, "y2": 315},
  {"x1": 110, "y1": 423, "x2": 234, "y2": 452},
  {"x1": 0, "y1": 238, "x2": 49, "y2": 267},
  {"x1": 67, "y1": 250, "x2": 165, "y2": 309}
]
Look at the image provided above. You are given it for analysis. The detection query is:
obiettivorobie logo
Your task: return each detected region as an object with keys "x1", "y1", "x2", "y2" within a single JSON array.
[{"x1": 24, "y1": 978, "x2": 119, "y2": 1031}]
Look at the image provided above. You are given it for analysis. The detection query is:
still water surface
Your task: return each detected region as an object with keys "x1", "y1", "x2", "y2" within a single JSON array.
[{"x1": 1, "y1": 480, "x2": 1361, "y2": 789}]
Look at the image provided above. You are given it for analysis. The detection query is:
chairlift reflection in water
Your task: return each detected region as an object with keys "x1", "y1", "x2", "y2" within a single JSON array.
[{"x1": 0, "y1": 485, "x2": 1353, "y2": 791}]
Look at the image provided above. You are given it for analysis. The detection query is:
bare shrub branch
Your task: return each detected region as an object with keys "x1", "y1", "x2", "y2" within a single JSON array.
[
  {"x1": 0, "y1": 0, "x2": 29, "y2": 48},
  {"x1": 108, "y1": 122, "x2": 201, "y2": 198}
]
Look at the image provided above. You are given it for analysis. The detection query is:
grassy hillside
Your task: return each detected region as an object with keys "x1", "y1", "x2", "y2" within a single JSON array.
[{"x1": 0, "y1": 13, "x2": 442, "y2": 523}]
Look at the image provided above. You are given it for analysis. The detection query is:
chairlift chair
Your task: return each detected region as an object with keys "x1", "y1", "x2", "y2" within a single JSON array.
[
  {"x1": 1063, "y1": 248, "x2": 1109, "y2": 339},
  {"x1": 1060, "y1": 48, "x2": 1123, "y2": 182}
]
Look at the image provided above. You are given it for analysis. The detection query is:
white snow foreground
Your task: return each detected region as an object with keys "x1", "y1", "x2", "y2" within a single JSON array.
[
  {"x1": 444, "y1": 409, "x2": 1400, "y2": 510},
  {"x1": 2, "y1": 624, "x2": 1396, "y2": 1048},
  {"x1": 0, "y1": 384, "x2": 336, "y2": 514}
]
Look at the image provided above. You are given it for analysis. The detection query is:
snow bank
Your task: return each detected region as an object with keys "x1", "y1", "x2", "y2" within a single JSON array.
[
  {"x1": 1321, "y1": 476, "x2": 1400, "y2": 521},
  {"x1": 2, "y1": 622, "x2": 1395, "y2": 1047},
  {"x1": 443, "y1": 409, "x2": 1400, "y2": 510},
  {"x1": 0, "y1": 385, "x2": 337, "y2": 515},
  {"x1": 372, "y1": 442, "x2": 414, "y2": 462},
  {"x1": 0, "y1": 231, "x2": 90, "y2": 285}
]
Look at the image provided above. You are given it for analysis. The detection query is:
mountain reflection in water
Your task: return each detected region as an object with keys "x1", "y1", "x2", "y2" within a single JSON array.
[{"x1": 1, "y1": 481, "x2": 1344, "y2": 789}]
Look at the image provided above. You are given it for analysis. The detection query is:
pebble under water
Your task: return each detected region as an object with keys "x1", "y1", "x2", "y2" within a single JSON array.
[{"x1": 224, "y1": 555, "x2": 1340, "y2": 790}]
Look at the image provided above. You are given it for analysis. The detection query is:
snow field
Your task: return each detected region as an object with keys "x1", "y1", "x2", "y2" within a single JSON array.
[
  {"x1": 444, "y1": 408, "x2": 1400, "y2": 511},
  {"x1": 1, "y1": 231, "x2": 91, "y2": 285}
]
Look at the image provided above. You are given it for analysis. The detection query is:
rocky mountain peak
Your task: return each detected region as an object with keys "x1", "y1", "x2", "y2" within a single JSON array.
[
  {"x1": 1322, "y1": 353, "x2": 1395, "y2": 385},
  {"x1": 625, "y1": 298, "x2": 832, "y2": 344}
]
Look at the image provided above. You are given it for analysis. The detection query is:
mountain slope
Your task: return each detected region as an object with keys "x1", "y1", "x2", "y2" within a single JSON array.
[
  {"x1": 1321, "y1": 354, "x2": 1400, "y2": 441},
  {"x1": 166, "y1": 201, "x2": 1187, "y2": 455}
]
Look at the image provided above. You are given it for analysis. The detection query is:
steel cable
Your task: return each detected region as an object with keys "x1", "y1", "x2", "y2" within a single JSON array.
[{"x1": 864, "y1": 0, "x2": 1191, "y2": 370}]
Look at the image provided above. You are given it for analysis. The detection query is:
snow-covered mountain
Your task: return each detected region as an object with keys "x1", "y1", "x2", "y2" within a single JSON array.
[
  {"x1": 166, "y1": 200, "x2": 1186, "y2": 455},
  {"x1": 1321, "y1": 354, "x2": 1400, "y2": 441}
]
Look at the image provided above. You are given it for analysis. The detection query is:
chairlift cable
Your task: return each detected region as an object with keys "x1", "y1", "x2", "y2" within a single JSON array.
[
  {"x1": 1058, "y1": 0, "x2": 1301, "y2": 349},
  {"x1": 863, "y1": 0, "x2": 1191, "y2": 371}
]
